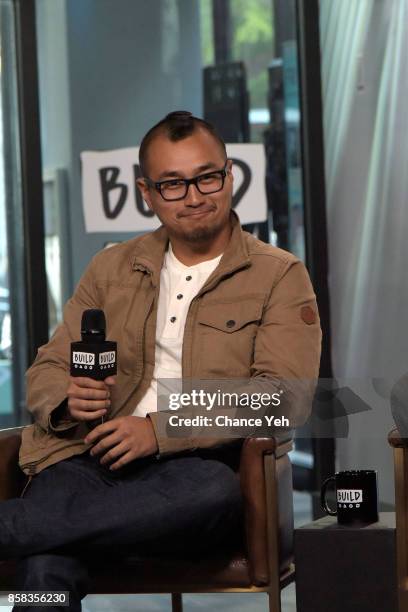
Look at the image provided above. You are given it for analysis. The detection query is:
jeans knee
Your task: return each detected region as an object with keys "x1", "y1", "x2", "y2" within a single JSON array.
[{"x1": 201, "y1": 460, "x2": 242, "y2": 516}]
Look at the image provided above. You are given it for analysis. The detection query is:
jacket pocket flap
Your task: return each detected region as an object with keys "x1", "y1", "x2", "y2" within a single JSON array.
[{"x1": 197, "y1": 299, "x2": 264, "y2": 333}]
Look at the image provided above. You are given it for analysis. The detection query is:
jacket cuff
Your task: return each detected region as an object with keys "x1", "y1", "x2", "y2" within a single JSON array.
[
  {"x1": 148, "y1": 412, "x2": 194, "y2": 457},
  {"x1": 48, "y1": 399, "x2": 79, "y2": 433}
]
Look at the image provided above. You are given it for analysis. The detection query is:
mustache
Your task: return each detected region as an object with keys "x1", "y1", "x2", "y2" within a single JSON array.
[{"x1": 177, "y1": 205, "x2": 216, "y2": 218}]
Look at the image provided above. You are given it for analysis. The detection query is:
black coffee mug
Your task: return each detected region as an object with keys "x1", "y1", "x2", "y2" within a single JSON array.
[{"x1": 321, "y1": 470, "x2": 379, "y2": 525}]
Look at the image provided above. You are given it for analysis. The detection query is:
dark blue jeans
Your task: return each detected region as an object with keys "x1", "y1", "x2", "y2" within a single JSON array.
[{"x1": 0, "y1": 450, "x2": 242, "y2": 611}]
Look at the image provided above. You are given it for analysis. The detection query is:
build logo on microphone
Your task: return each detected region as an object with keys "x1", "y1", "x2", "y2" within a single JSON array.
[
  {"x1": 72, "y1": 351, "x2": 95, "y2": 370},
  {"x1": 99, "y1": 350, "x2": 116, "y2": 370}
]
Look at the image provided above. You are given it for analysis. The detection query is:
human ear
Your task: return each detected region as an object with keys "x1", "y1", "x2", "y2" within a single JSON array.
[
  {"x1": 226, "y1": 159, "x2": 234, "y2": 184},
  {"x1": 136, "y1": 178, "x2": 153, "y2": 210}
]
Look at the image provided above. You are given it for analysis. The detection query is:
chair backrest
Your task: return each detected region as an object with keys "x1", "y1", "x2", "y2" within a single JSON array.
[
  {"x1": 0, "y1": 430, "x2": 25, "y2": 500},
  {"x1": 389, "y1": 429, "x2": 408, "y2": 604}
]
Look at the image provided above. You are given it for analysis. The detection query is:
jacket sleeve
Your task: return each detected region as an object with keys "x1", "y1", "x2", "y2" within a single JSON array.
[
  {"x1": 25, "y1": 256, "x2": 101, "y2": 433},
  {"x1": 150, "y1": 258, "x2": 322, "y2": 455},
  {"x1": 246, "y1": 258, "x2": 322, "y2": 427}
]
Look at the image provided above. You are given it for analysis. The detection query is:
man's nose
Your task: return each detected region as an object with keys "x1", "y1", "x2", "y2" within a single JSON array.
[{"x1": 184, "y1": 182, "x2": 205, "y2": 205}]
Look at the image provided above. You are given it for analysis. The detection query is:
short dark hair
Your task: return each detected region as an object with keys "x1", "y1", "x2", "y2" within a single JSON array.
[{"x1": 139, "y1": 110, "x2": 227, "y2": 176}]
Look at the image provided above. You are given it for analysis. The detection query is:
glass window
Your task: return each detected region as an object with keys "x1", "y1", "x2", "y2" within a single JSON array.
[
  {"x1": 200, "y1": 0, "x2": 275, "y2": 143},
  {"x1": 0, "y1": 0, "x2": 28, "y2": 427},
  {"x1": 43, "y1": 168, "x2": 70, "y2": 336},
  {"x1": 230, "y1": 0, "x2": 274, "y2": 140},
  {"x1": 199, "y1": 0, "x2": 215, "y2": 66}
]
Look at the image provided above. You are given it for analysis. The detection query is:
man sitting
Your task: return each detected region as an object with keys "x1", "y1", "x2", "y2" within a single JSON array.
[{"x1": 0, "y1": 111, "x2": 321, "y2": 611}]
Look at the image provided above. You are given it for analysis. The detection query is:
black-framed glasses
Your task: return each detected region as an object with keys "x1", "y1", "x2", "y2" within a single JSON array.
[{"x1": 144, "y1": 162, "x2": 228, "y2": 201}]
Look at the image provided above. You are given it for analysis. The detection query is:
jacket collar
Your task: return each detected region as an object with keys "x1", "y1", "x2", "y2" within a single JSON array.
[{"x1": 131, "y1": 209, "x2": 251, "y2": 287}]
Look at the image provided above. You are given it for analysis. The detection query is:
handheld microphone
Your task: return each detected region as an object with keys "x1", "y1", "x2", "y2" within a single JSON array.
[{"x1": 70, "y1": 309, "x2": 117, "y2": 380}]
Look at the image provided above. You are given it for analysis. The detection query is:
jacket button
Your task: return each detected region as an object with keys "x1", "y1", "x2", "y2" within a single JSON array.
[
  {"x1": 186, "y1": 275, "x2": 192, "y2": 281},
  {"x1": 177, "y1": 294, "x2": 183, "y2": 299},
  {"x1": 170, "y1": 316, "x2": 177, "y2": 323},
  {"x1": 226, "y1": 319, "x2": 236, "y2": 328}
]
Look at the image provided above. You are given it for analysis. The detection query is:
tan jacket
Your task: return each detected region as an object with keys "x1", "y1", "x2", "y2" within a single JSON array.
[{"x1": 20, "y1": 211, "x2": 321, "y2": 475}]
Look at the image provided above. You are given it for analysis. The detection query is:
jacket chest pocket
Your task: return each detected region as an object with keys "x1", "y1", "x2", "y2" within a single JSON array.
[{"x1": 196, "y1": 299, "x2": 264, "y2": 377}]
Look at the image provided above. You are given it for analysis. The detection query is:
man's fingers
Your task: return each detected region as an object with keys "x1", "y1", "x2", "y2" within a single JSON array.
[
  {"x1": 69, "y1": 398, "x2": 110, "y2": 412},
  {"x1": 84, "y1": 418, "x2": 120, "y2": 444},
  {"x1": 68, "y1": 387, "x2": 110, "y2": 401},
  {"x1": 93, "y1": 435, "x2": 125, "y2": 460},
  {"x1": 66, "y1": 378, "x2": 116, "y2": 423},
  {"x1": 70, "y1": 408, "x2": 107, "y2": 421},
  {"x1": 91, "y1": 431, "x2": 122, "y2": 455},
  {"x1": 70, "y1": 377, "x2": 109, "y2": 390},
  {"x1": 109, "y1": 450, "x2": 134, "y2": 471}
]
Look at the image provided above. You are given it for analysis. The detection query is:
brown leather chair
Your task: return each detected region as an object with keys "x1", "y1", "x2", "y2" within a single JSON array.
[
  {"x1": 389, "y1": 428, "x2": 408, "y2": 612},
  {"x1": 0, "y1": 428, "x2": 295, "y2": 612}
]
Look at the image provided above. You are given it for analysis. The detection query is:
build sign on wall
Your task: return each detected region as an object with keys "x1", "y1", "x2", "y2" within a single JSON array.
[{"x1": 81, "y1": 144, "x2": 267, "y2": 233}]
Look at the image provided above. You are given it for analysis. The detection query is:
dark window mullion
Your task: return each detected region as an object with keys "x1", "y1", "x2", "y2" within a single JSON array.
[
  {"x1": 13, "y1": 0, "x2": 48, "y2": 367},
  {"x1": 212, "y1": 0, "x2": 232, "y2": 64},
  {"x1": 296, "y1": 0, "x2": 335, "y2": 510}
]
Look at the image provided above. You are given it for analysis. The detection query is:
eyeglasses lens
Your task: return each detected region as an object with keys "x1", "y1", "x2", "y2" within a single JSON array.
[{"x1": 161, "y1": 173, "x2": 224, "y2": 200}]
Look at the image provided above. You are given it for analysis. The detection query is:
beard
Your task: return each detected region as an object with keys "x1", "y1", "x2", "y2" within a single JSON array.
[
  {"x1": 169, "y1": 209, "x2": 232, "y2": 245},
  {"x1": 177, "y1": 222, "x2": 222, "y2": 243}
]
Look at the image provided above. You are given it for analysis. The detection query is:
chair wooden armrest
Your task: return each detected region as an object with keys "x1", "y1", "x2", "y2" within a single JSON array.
[
  {"x1": 240, "y1": 437, "x2": 294, "y2": 586},
  {"x1": 389, "y1": 428, "x2": 408, "y2": 611},
  {"x1": 0, "y1": 428, "x2": 25, "y2": 501}
]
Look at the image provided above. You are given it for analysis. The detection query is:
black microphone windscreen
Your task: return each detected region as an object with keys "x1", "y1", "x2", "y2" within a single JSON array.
[{"x1": 81, "y1": 309, "x2": 106, "y2": 334}]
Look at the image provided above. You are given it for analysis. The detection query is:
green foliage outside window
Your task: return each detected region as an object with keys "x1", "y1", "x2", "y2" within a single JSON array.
[
  {"x1": 199, "y1": 0, "x2": 275, "y2": 109},
  {"x1": 199, "y1": 0, "x2": 214, "y2": 66}
]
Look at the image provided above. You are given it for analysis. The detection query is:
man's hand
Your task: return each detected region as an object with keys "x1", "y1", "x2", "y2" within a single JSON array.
[
  {"x1": 67, "y1": 376, "x2": 116, "y2": 421},
  {"x1": 84, "y1": 416, "x2": 159, "y2": 470}
]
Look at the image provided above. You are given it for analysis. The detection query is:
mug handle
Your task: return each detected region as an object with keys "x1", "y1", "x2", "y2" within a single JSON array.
[{"x1": 321, "y1": 476, "x2": 337, "y2": 516}]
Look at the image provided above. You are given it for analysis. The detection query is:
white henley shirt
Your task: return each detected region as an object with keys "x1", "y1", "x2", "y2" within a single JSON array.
[{"x1": 133, "y1": 242, "x2": 222, "y2": 418}]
